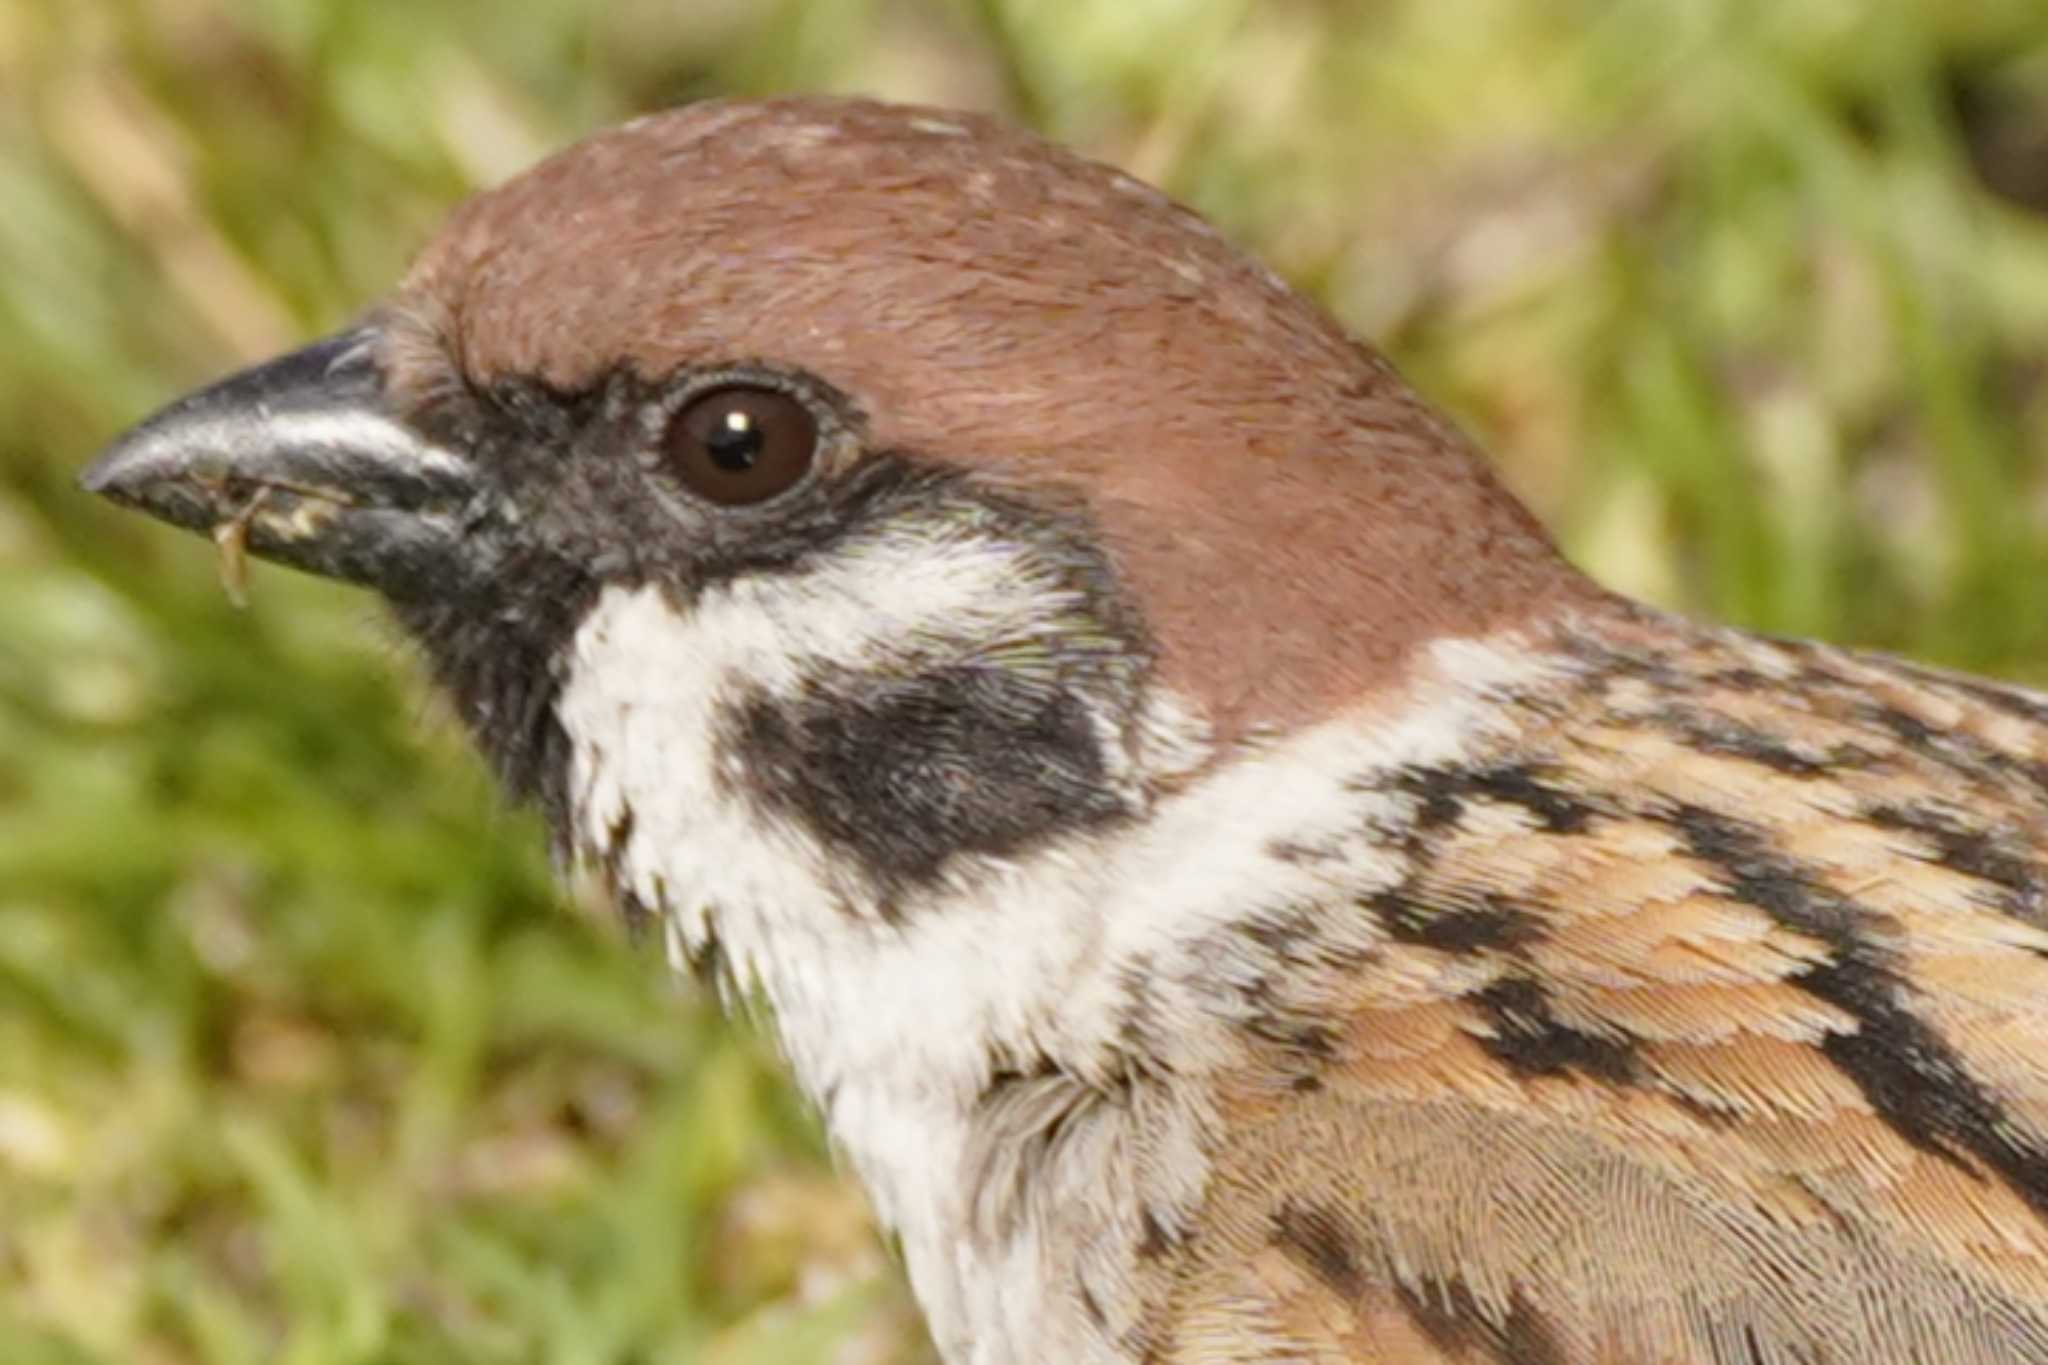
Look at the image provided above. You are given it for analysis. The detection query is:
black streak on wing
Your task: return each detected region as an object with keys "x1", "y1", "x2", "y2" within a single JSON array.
[
  {"x1": 1396, "y1": 1277, "x2": 1571, "y2": 1365},
  {"x1": 1276, "y1": 1204, "x2": 1573, "y2": 1365},
  {"x1": 1854, "y1": 700, "x2": 2048, "y2": 805},
  {"x1": 1653, "y1": 705, "x2": 1833, "y2": 777},
  {"x1": 1471, "y1": 975, "x2": 1638, "y2": 1085},
  {"x1": 1367, "y1": 888, "x2": 1542, "y2": 955},
  {"x1": 1864, "y1": 802, "x2": 2045, "y2": 922},
  {"x1": 1271, "y1": 1202, "x2": 1368, "y2": 1301},
  {"x1": 1667, "y1": 803, "x2": 2048, "y2": 1216},
  {"x1": 1383, "y1": 762, "x2": 1599, "y2": 837}
]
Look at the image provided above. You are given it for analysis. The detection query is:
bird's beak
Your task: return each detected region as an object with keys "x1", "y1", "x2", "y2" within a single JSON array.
[{"x1": 80, "y1": 326, "x2": 484, "y2": 603}]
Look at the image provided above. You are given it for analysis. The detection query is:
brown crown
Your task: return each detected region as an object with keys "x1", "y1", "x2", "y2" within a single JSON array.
[{"x1": 383, "y1": 96, "x2": 1605, "y2": 739}]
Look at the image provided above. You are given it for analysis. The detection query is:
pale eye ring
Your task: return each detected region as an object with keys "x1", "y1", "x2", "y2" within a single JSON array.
[{"x1": 663, "y1": 385, "x2": 818, "y2": 505}]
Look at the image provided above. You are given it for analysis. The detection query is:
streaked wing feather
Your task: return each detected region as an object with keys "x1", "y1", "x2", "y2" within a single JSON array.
[{"x1": 1152, "y1": 617, "x2": 2048, "y2": 1362}]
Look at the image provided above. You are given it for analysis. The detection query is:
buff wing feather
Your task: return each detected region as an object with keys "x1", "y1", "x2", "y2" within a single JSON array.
[{"x1": 1149, "y1": 618, "x2": 2048, "y2": 1362}]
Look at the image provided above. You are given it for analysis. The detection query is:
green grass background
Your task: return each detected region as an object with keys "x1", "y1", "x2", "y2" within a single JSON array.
[{"x1": 5, "y1": 1, "x2": 2048, "y2": 1360}]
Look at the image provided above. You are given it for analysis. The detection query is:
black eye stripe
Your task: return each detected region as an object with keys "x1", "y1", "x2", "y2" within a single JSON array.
[{"x1": 665, "y1": 385, "x2": 819, "y2": 505}]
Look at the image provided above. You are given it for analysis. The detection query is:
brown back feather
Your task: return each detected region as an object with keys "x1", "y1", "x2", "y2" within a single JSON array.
[{"x1": 1149, "y1": 613, "x2": 2048, "y2": 1362}]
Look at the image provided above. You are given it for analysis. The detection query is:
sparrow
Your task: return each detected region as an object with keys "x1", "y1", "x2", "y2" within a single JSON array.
[{"x1": 81, "y1": 96, "x2": 2048, "y2": 1363}]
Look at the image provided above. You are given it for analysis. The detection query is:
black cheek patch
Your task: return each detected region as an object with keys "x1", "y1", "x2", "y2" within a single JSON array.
[{"x1": 717, "y1": 665, "x2": 1135, "y2": 904}]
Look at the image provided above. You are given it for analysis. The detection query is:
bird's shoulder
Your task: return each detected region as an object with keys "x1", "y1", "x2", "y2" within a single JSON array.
[{"x1": 1138, "y1": 613, "x2": 2048, "y2": 1362}]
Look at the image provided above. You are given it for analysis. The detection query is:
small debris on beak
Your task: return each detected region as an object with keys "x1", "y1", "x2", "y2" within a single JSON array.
[{"x1": 210, "y1": 488, "x2": 269, "y2": 609}]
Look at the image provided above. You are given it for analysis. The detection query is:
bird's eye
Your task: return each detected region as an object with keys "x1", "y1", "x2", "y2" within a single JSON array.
[{"x1": 664, "y1": 385, "x2": 819, "y2": 506}]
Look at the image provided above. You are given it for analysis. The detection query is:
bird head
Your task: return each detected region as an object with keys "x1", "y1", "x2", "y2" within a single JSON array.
[{"x1": 83, "y1": 95, "x2": 1596, "y2": 950}]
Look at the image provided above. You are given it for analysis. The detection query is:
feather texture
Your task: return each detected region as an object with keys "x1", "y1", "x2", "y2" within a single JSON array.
[{"x1": 1131, "y1": 610, "x2": 2048, "y2": 1361}]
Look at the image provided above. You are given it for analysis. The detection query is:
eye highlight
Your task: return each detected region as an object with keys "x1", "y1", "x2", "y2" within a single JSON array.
[{"x1": 664, "y1": 385, "x2": 819, "y2": 505}]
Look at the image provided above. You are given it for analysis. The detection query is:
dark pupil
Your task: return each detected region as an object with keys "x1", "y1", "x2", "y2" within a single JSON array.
[
  {"x1": 668, "y1": 385, "x2": 819, "y2": 507},
  {"x1": 704, "y1": 410, "x2": 764, "y2": 472}
]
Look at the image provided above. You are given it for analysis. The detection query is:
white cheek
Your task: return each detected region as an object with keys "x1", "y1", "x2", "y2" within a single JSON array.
[
  {"x1": 551, "y1": 550, "x2": 1089, "y2": 1273},
  {"x1": 552, "y1": 518, "x2": 1082, "y2": 991},
  {"x1": 556, "y1": 579, "x2": 854, "y2": 956}
]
